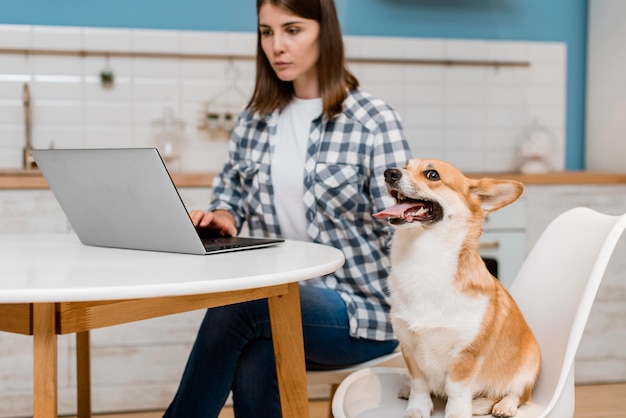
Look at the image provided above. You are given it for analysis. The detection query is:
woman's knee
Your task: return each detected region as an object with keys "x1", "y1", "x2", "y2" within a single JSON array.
[{"x1": 197, "y1": 299, "x2": 272, "y2": 343}]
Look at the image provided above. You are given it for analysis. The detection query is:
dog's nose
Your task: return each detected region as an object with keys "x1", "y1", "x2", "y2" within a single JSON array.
[{"x1": 384, "y1": 168, "x2": 402, "y2": 184}]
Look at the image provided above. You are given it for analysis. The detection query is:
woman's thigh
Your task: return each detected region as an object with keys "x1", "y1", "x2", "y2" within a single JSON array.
[{"x1": 299, "y1": 284, "x2": 398, "y2": 369}]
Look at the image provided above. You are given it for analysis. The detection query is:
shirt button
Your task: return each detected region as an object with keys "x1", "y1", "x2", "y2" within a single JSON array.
[{"x1": 307, "y1": 210, "x2": 315, "y2": 222}]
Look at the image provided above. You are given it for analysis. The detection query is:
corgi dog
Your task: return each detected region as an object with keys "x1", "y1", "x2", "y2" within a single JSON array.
[{"x1": 374, "y1": 159, "x2": 541, "y2": 418}]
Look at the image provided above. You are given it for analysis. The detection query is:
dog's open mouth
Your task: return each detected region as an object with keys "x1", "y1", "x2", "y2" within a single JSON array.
[{"x1": 374, "y1": 192, "x2": 443, "y2": 225}]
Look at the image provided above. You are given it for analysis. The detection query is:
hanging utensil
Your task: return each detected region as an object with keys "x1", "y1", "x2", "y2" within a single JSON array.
[
  {"x1": 100, "y1": 53, "x2": 115, "y2": 88},
  {"x1": 22, "y1": 83, "x2": 37, "y2": 169}
]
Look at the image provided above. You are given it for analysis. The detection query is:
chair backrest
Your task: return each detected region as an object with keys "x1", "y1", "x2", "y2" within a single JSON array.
[{"x1": 508, "y1": 207, "x2": 626, "y2": 413}]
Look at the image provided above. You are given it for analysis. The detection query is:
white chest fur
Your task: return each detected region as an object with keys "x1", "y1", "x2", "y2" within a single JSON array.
[{"x1": 388, "y1": 228, "x2": 489, "y2": 388}]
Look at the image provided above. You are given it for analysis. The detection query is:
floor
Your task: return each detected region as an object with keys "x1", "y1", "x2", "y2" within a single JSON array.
[{"x1": 64, "y1": 382, "x2": 626, "y2": 418}]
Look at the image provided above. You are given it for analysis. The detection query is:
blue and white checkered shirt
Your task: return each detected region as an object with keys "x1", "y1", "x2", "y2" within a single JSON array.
[{"x1": 207, "y1": 89, "x2": 412, "y2": 340}]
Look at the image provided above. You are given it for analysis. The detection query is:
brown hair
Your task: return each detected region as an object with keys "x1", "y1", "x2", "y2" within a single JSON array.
[{"x1": 247, "y1": 0, "x2": 359, "y2": 118}]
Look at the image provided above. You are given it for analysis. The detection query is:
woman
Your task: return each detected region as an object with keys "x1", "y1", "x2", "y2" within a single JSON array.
[{"x1": 164, "y1": 0, "x2": 412, "y2": 416}]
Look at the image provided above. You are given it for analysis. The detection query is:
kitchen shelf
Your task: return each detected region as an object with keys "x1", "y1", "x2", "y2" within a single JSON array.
[{"x1": 0, "y1": 47, "x2": 530, "y2": 68}]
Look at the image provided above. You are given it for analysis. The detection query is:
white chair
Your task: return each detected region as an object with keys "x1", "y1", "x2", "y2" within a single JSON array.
[
  {"x1": 307, "y1": 350, "x2": 405, "y2": 418},
  {"x1": 332, "y1": 207, "x2": 626, "y2": 418}
]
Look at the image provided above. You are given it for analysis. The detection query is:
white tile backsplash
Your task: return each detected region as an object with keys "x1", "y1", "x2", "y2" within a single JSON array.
[
  {"x1": 0, "y1": 55, "x2": 32, "y2": 75},
  {"x1": 225, "y1": 32, "x2": 257, "y2": 56},
  {"x1": 0, "y1": 101, "x2": 23, "y2": 123},
  {"x1": 84, "y1": 102, "x2": 133, "y2": 125},
  {"x1": 342, "y1": 36, "x2": 363, "y2": 58},
  {"x1": 445, "y1": 84, "x2": 488, "y2": 105},
  {"x1": 33, "y1": 126, "x2": 82, "y2": 149},
  {"x1": 31, "y1": 79, "x2": 82, "y2": 100},
  {"x1": 445, "y1": 107, "x2": 486, "y2": 128},
  {"x1": 363, "y1": 36, "x2": 406, "y2": 60},
  {"x1": 403, "y1": 83, "x2": 445, "y2": 105},
  {"x1": 0, "y1": 24, "x2": 566, "y2": 172},
  {"x1": 0, "y1": 149, "x2": 22, "y2": 168},
  {"x1": 83, "y1": 126, "x2": 134, "y2": 148},
  {"x1": 445, "y1": 127, "x2": 486, "y2": 149},
  {"x1": 0, "y1": 126, "x2": 23, "y2": 149},
  {"x1": 487, "y1": 41, "x2": 529, "y2": 61},
  {"x1": 484, "y1": 127, "x2": 522, "y2": 150},
  {"x1": 445, "y1": 39, "x2": 490, "y2": 61},
  {"x1": 0, "y1": 24, "x2": 31, "y2": 49},
  {"x1": 487, "y1": 85, "x2": 528, "y2": 107},
  {"x1": 82, "y1": 27, "x2": 132, "y2": 52},
  {"x1": 404, "y1": 38, "x2": 446, "y2": 60},
  {"x1": 529, "y1": 42, "x2": 567, "y2": 65},
  {"x1": 132, "y1": 29, "x2": 180, "y2": 53},
  {"x1": 445, "y1": 65, "x2": 488, "y2": 83},
  {"x1": 356, "y1": 62, "x2": 405, "y2": 82},
  {"x1": 31, "y1": 26, "x2": 82, "y2": 50},
  {"x1": 33, "y1": 102, "x2": 83, "y2": 125}
]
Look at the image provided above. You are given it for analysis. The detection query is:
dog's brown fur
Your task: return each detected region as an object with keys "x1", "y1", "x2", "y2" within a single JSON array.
[{"x1": 375, "y1": 159, "x2": 541, "y2": 418}]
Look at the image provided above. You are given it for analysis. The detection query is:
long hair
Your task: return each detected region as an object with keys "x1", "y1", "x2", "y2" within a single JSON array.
[{"x1": 247, "y1": 0, "x2": 359, "y2": 118}]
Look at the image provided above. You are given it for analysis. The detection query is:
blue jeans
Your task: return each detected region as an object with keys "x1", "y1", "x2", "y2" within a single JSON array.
[{"x1": 163, "y1": 284, "x2": 398, "y2": 418}]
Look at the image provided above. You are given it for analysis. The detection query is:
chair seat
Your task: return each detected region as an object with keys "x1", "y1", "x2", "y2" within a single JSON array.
[
  {"x1": 306, "y1": 350, "x2": 404, "y2": 385},
  {"x1": 332, "y1": 367, "x2": 569, "y2": 418}
]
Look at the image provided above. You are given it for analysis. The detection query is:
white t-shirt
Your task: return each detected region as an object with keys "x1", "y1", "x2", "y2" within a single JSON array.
[{"x1": 271, "y1": 97, "x2": 323, "y2": 241}]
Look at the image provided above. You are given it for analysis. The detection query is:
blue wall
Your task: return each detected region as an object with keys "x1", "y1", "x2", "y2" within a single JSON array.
[{"x1": 1, "y1": 0, "x2": 588, "y2": 169}]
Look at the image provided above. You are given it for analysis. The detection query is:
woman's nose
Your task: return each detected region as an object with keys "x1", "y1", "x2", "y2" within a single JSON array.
[{"x1": 272, "y1": 33, "x2": 285, "y2": 54}]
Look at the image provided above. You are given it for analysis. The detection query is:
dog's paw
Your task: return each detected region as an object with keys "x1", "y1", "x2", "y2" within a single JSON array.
[
  {"x1": 492, "y1": 397, "x2": 518, "y2": 417},
  {"x1": 471, "y1": 396, "x2": 496, "y2": 415},
  {"x1": 403, "y1": 407, "x2": 430, "y2": 418},
  {"x1": 398, "y1": 384, "x2": 411, "y2": 400}
]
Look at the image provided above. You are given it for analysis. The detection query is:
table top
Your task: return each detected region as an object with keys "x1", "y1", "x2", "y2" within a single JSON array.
[{"x1": 0, "y1": 234, "x2": 345, "y2": 303}]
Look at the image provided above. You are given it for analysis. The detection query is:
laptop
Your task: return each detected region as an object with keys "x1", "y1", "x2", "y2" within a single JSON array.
[{"x1": 32, "y1": 148, "x2": 284, "y2": 255}]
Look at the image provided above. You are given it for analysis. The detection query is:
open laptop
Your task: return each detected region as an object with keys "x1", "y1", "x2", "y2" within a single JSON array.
[{"x1": 32, "y1": 148, "x2": 283, "y2": 255}]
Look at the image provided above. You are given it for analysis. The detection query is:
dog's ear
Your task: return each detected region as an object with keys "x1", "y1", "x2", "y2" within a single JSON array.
[{"x1": 470, "y1": 179, "x2": 524, "y2": 214}]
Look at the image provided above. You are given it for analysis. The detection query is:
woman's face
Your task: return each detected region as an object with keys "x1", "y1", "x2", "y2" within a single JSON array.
[{"x1": 258, "y1": 3, "x2": 321, "y2": 98}]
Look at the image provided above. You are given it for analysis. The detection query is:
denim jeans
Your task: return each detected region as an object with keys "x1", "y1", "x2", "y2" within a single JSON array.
[{"x1": 163, "y1": 284, "x2": 398, "y2": 418}]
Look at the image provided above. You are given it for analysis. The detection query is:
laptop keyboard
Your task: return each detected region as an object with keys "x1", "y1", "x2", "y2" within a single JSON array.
[
  {"x1": 202, "y1": 236, "x2": 246, "y2": 251},
  {"x1": 201, "y1": 236, "x2": 282, "y2": 252}
]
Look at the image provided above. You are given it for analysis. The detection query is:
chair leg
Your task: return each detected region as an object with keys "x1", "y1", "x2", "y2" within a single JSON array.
[{"x1": 327, "y1": 383, "x2": 339, "y2": 418}]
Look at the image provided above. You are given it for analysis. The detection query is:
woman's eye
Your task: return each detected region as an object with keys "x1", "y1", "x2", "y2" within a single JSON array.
[
  {"x1": 424, "y1": 170, "x2": 440, "y2": 181},
  {"x1": 287, "y1": 27, "x2": 300, "y2": 35},
  {"x1": 259, "y1": 29, "x2": 272, "y2": 37}
]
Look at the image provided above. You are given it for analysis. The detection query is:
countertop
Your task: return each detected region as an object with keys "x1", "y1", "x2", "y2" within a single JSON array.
[
  {"x1": 0, "y1": 170, "x2": 215, "y2": 189},
  {"x1": 2, "y1": 169, "x2": 626, "y2": 190}
]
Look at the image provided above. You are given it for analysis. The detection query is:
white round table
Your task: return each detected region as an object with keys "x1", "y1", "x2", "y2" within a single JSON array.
[{"x1": 0, "y1": 234, "x2": 345, "y2": 418}]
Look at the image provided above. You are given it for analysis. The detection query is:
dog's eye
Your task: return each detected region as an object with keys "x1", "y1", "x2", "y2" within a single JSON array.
[{"x1": 424, "y1": 169, "x2": 440, "y2": 181}]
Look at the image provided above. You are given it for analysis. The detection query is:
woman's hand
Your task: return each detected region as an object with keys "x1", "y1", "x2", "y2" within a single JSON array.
[{"x1": 189, "y1": 209, "x2": 238, "y2": 237}]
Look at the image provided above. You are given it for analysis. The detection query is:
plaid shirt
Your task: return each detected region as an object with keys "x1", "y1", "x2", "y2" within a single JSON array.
[{"x1": 208, "y1": 89, "x2": 412, "y2": 340}]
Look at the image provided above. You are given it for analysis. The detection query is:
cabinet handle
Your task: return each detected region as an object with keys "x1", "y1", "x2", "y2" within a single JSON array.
[{"x1": 479, "y1": 241, "x2": 500, "y2": 250}]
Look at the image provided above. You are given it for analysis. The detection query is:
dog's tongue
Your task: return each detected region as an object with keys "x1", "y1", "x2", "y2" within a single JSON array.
[{"x1": 374, "y1": 202, "x2": 421, "y2": 219}]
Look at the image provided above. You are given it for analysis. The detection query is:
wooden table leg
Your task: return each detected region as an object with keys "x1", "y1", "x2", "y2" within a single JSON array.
[
  {"x1": 267, "y1": 282, "x2": 310, "y2": 418},
  {"x1": 76, "y1": 331, "x2": 92, "y2": 418},
  {"x1": 33, "y1": 303, "x2": 57, "y2": 418}
]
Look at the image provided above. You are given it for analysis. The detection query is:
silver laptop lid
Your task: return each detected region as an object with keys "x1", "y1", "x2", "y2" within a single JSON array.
[{"x1": 33, "y1": 148, "x2": 208, "y2": 254}]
